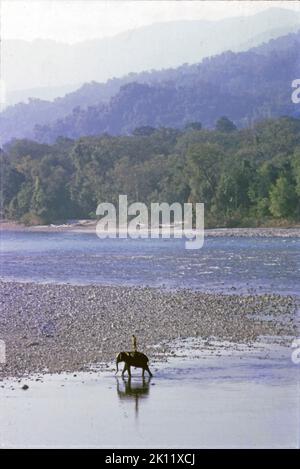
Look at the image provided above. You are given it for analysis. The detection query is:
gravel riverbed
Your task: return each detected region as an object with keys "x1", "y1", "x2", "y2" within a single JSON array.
[{"x1": 0, "y1": 281, "x2": 298, "y2": 379}]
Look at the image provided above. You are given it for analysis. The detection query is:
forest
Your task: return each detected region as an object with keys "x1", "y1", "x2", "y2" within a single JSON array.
[{"x1": 1, "y1": 116, "x2": 299, "y2": 228}]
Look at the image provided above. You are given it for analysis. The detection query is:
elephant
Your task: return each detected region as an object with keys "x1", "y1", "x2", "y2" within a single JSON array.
[{"x1": 115, "y1": 351, "x2": 153, "y2": 377}]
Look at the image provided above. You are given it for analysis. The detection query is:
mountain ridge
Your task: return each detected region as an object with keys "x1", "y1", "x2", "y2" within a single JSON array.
[
  {"x1": 1, "y1": 28, "x2": 300, "y2": 144},
  {"x1": 2, "y1": 7, "x2": 300, "y2": 100}
]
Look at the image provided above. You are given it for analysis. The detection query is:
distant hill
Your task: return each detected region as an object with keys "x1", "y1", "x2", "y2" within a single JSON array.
[
  {"x1": 5, "y1": 83, "x2": 82, "y2": 107},
  {"x1": 2, "y1": 7, "x2": 300, "y2": 100},
  {"x1": 31, "y1": 31, "x2": 300, "y2": 143},
  {"x1": 1, "y1": 28, "x2": 300, "y2": 144}
]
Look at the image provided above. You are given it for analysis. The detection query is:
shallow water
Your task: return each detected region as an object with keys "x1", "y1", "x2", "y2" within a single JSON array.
[
  {"x1": 0, "y1": 349, "x2": 299, "y2": 448},
  {"x1": 1, "y1": 231, "x2": 299, "y2": 448},
  {"x1": 1, "y1": 231, "x2": 299, "y2": 295}
]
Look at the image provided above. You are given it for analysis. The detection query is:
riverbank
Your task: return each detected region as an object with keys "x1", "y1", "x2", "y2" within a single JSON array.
[
  {"x1": 1, "y1": 220, "x2": 300, "y2": 237},
  {"x1": 0, "y1": 281, "x2": 297, "y2": 379}
]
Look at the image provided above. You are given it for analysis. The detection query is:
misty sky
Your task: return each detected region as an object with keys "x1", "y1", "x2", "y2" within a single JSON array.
[{"x1": 2, "y1": 0, "x2": 300, "y2": 43}]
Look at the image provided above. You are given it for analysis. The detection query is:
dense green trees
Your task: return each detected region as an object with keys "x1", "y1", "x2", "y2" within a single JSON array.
[
  {"x1": 269, "y1": 175, "x2": 298, "y2": 218},
  {"x1": 215, "y1": 117, "x2": 237, "y2": 133},
  {"x1": 1, "y1": 116, "x2": 299, "y2": 227}
]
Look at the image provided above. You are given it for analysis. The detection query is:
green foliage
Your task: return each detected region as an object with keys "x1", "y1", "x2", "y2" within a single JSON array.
[
  {"x1": 184, "y1": 122, "x2": 202, "y2": 131},
  {"x1": 1, "y1": 116, "x2": 300, "y2": 226},
  {"x1": 187, "y1": 142, "x2": 223, "y2": 208},
  {"x1": 269, "y1": 175, "x2": 298, "y2": 218},
  {"x1": 292, "y1": 148, "x2": 300, "y2": 197},
  {"x1": 215, "y1": 117, "x2": 237, "y2": 133}
]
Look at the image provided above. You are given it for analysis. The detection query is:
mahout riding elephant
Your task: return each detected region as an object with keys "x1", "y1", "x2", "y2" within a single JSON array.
[{"x1": 115, "y1": 351, "x2": 153, "y2": 377}]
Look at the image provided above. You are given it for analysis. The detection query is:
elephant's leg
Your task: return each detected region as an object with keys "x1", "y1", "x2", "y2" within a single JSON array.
[
  {"x1": 142, "y1": 368, "x2": 145, "y2": 378},
  {"x1": 121, "y1": 363, "x2": 126, "y2": 376},
  {"x1": 146, "y1": 365, "x2": 153, "y2": 377},
  {"x1": 127, "y1": 365, "x2": 131, "y2": 377}
]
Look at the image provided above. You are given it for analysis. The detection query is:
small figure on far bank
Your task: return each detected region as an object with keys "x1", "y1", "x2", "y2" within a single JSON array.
[{"x1": 132, "y1": 334, "x2": 137, "y2": 353}]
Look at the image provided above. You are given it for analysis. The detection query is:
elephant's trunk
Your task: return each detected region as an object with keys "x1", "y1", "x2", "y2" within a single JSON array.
[{"x1": 115, "y1": 359, "x2": 119, "y2": 374}]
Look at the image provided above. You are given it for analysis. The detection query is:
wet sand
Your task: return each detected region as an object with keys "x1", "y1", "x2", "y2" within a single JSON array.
[{"x1": 0, "y1": 340, "x2": 298, "y2": 448}]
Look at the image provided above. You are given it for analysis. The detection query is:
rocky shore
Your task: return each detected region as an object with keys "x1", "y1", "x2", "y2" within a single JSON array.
[
  {"x1": 1, "y1": 220, "x2": 300, "y2": 238},
  {"x1": 0, "y1": 281, "x2": 297, "y2": 379}
]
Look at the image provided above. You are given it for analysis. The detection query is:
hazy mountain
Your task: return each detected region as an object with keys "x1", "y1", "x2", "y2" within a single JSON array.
[
  {"x1": 2, "y1": 7, "x2": 300, "y2": 103},
  {"x1": 5, "y1": 84, "x2": 82, "y2": 108},
  {"x1": 1, "y1": 27, "x2": 300, "y2": 145},
  {"x1": 0, "y1": 74, "x2": 167, "y2": 143},
  {"x1": 31, "y1": 31, "x2": 300, "y2": 143}
]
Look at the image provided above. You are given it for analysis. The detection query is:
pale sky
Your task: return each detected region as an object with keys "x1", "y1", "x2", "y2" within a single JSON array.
[{"x1": 1, "y1": 0, "x2": 300, "y2": 44}]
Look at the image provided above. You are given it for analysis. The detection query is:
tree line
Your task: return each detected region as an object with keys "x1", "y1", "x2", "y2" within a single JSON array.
[{"x1": 1, "y1": 116, "x2": 299, "y2": 227}]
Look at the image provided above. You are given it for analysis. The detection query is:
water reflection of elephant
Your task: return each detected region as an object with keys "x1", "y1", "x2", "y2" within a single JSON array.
[{"x1": 116, "y1": 377, "x2": 151, "y2": 416}]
